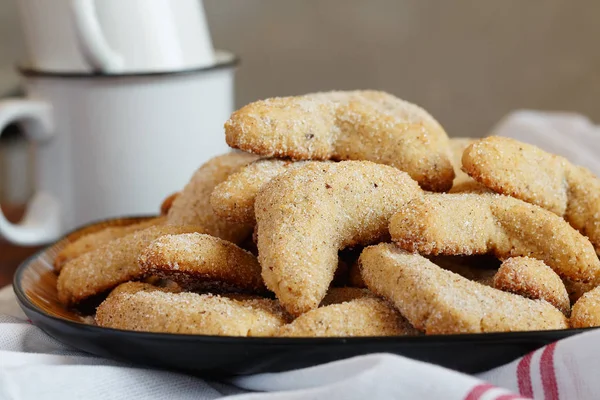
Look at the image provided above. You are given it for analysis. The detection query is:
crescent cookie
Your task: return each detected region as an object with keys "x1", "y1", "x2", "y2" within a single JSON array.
[
  {"x1": 225, "y1": 90, "x2": 454, "y2": 192},
  {"x1": 462, "y1": 136, "x2": 600, "y2": 253},
  {"x1": 167, "y1": 152, "x2": 258, "y2": 244},
  {"x1": 256, "y1": 161, "x2": 421, "y2": 316},
  {"x1": 359, "y1": 243, "x2": 568, "y2": 334},
  {"x1": 390, "y1": 193, "x2": 600, "y2": 284},
  {"x1": 139, "y1": 233, "x2": 265, "y2": 294},
  {"x1": 96, "y1": 282, "x2": 289, "y2": 336},
  {"x1": 277, "y1": 297, "x2": 418, "y2": 337},
  {"x1": 57, "y1": 225, "x2": 203, "y2": 305},
  {"x1": 211, "y1": 159, "x2": 315, "y2": 224},
  {"x1": 570, "y1": 286, "x2": 600, "y2": 328},
  {"x1": 493, "y1": 257, "x2": 570, "y2": 315},
  {"x1": 53, "y1": 216, "x2": 166, "y2": 272}
]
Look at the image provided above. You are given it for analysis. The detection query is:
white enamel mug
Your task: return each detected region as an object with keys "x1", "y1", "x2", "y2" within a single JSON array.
[
  {"x1": 18, "y1": 0, "x2": 214, "y2": 73},
  {"x1": 0, "y1": 52, "x2": 236, "y2": 245}
]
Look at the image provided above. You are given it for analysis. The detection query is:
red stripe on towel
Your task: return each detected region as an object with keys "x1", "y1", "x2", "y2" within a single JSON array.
[
  {"x1": 517, "y1": 352, "x2": 534, "y2": 397},
  {"x1": 540, "y1": 342, "x2": 559, "y2": 400},
  {"x1": 464, "y1": 383, "x2": 495, "y2": 400}
]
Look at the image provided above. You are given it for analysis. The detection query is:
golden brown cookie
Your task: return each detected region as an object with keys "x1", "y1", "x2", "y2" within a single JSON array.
[
  {"x1": 167, "y1": 152, "x2": 258, "y2": 244},
  {"x1": 256, "y1": 161, "x2": 421, "y2": 316},
  {"x1": 359, "y1": 243, "x2": 568, "y2": 334},
  {"x1": 493, "y1": 257, "x2": 570, "y2": 315},
  {"x1": 139, "y1": 233, "x2": 265, "y2": 293},
  {"x1": 57, "y1": 225, "x2": 203, "y2": 305},
  {"x1": 570, "y1": 286, "x2": 600, "y2": 328},
  {"x1": 462, "y1": 136, "x2": 600, "y2": 254},
  {"x1": 225, "y1": 91, "x2": 454, "y2": 192},
  {"x1": 277, "y1": 297, "x2": 418, "y2": 337},
  {"x1": 211, "y1": 159, "x2": 315, "y2": 224},
  {"x1": 390, "y1": 193, "x2": 600, "y2": 284},
  {"x1": 96, "y1": 282, "x2": 289, "y2": 336},
  {"x1": 53, "y1": 217, "x2": 165, "y2": 272}
]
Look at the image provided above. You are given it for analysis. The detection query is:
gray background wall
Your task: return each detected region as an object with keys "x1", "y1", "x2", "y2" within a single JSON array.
[{"x1": 204, "y1": 0, "x2": 600, "y2": 138}]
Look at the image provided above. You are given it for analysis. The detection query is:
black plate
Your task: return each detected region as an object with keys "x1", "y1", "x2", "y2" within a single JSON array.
[{"x1": 12, "y1": 218, "x2": 592, "y2": 376}]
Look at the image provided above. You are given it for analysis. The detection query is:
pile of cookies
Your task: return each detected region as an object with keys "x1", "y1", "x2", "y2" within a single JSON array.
[{"x1": 54, "y1": 90, "x2": 600, "y2": 337}]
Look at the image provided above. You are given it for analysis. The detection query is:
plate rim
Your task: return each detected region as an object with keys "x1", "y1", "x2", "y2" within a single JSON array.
[{"x1": 12, "y1": 217, "x2": 595, "y2": 346}]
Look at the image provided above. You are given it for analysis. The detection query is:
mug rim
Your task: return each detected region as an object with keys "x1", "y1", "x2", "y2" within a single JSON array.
[{"x1": 17, "y1": 50, "x2": 239, "y2": 79}]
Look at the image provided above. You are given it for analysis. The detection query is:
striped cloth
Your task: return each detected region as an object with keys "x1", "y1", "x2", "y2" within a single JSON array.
[{"x1": 2, "y1": 287, "x2": 599, "y2": 400}]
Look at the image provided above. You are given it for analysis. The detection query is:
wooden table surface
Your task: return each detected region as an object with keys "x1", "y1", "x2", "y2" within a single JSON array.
[{"x1": 0, "y1": 205, "x2": 43, "y2": 287}]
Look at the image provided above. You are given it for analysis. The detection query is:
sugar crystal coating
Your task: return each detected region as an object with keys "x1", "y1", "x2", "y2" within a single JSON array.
[
  {"x1": 256, "y1": 160, "x2": 421, "y2": 316},
  {"x1": 96, "y1": 282, "x2": 289, "y2": 336},
  {"x1": 139, "y1": 232, "x2": 265, "y2": 293},
  {"x1": 390, "y1": 193, "x2": 600, "y2": 284},
  {"x1": 225, "y1": 90, "x2": 454, "y2": 191},
  {"x1": 463, "y1": 136, "x2": 600, "y2": 254},
  {"x1": 360, "y1": 243, "x2": 568, "y2": 334},
  {"x1": 167, "y1": 152, "x2": 258, "y2": 244}
]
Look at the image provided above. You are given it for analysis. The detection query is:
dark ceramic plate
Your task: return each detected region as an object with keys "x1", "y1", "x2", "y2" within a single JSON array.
[{"x1": 13, "y1": 217, "x2": 590, "y2": 376}]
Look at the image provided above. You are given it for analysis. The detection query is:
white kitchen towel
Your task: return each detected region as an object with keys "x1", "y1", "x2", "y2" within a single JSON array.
[{"x1": 2, "y1": 111, "x2": 600, "y2": 400}]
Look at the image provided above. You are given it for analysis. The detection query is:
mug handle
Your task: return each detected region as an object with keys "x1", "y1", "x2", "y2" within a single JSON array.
[
  {"x1": 0, "y1": 99, "x2": 62, "y2": 245},
  {"x1": 70, "y1": 0, "x2": 124, "y2": 73}
]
